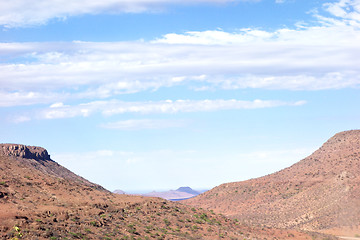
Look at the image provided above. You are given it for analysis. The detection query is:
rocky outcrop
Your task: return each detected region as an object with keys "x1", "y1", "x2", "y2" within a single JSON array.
[
  {"x1": 0, "y1": 143, "x2": 105, "y2": 191},
  {"x1": 0, "y1": 144, "x2": 51, "y2": 161}
]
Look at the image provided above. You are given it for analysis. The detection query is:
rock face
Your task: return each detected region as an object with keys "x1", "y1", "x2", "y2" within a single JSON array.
[
  {"x1": 0, "y1": 144, "x2": 51, "y2": 161},
  {"x1": 185, "y1": 130, "x2": 360, "y2": 234}
]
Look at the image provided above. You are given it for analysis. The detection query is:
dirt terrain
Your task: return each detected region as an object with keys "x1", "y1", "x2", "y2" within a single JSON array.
[
  {"x1": 185, "y1": 130, "x2": 360, "y2": 237},
  {"x1": 0, "y1": 144, "x2": 326, "y2": 239}
]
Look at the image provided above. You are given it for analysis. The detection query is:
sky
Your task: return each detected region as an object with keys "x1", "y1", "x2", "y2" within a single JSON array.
[{"x1": 1, "y1": 0, "x2": 360, "y2": 193}]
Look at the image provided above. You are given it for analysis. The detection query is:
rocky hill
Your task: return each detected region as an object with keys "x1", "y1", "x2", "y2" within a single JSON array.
[
  {"x1": 0, "y1": 143, "x2": 323, "y2": 239},
  {"x1": 185, "y1": 130, "x2": 360, "y2": 237},
  {"x1": 0, "y1": 144, "x2": 103, "y2": 190}
]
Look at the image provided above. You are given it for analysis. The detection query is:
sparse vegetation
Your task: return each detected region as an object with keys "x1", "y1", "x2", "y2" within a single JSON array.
[
  {"x1": 185, "y1": 130, "x2": 360, "y2": 238},
  {"x1": 163, "y1": 218, "x2": 170, "y2": 226},
  {"x1": 0, "y1": 143, "x2": 343, "y2": 240}
]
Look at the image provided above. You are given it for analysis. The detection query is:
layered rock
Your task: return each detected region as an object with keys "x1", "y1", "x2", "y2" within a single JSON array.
[{"x1": 0, "y1": 144, "x2": 51, "y2": 161}]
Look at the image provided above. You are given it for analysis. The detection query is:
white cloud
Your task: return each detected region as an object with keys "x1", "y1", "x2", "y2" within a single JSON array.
[
  {"x1": 1, "y1": 30, "x2": 359, "y2": 107},
  {"x1": 324, "y1": 0, "x2": 360, "y2": 26},
  {"x1": 1, "y1": 0, "x2": 360, "y2": 108},
  {"x1": 100, "y1": 119, "x2": 188, "y2": 130},
  {"x1": 21, "y1": 99, "x2": 305, "y2": 120},
  {"x1": 206, "y1": 72, "x2": 360, "y2": 91},
  {"x1": 50, "y1": 102, "x2": 68, "y2": 108},
  {"x1": 153, "y1": 29, "x2": 275, "y2": 44},
  {"x1": 0, "y1": 0, "x2": 249, "y2": 28},
  {"x1": 0, "y1": 91, "x2": 69, "y2": 107}
]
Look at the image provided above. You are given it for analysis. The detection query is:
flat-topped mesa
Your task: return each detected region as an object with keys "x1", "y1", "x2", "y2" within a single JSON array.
[{"x1": 0, "y1": 144, "x2": 51, "y2": 161}]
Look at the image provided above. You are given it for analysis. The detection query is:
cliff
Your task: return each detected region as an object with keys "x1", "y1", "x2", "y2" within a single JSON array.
[{"x1": 0, "y1": 144, "x2": 51, "y2": 161}]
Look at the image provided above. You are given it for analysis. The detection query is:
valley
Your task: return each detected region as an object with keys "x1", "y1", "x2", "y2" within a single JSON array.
[{"x1": 0, "y1": 143, "x2": 326, "y2": 239}]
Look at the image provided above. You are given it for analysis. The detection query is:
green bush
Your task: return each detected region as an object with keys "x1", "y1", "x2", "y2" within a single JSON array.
[{"x1": 163, "y1": 218, "x2": 171, "y2": 226}]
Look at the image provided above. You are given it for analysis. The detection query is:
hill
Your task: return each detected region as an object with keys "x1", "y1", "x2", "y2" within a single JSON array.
[
  {"x1": 0, "y1": 143, "x2": 323, "y2": 239},
  {"x1": 0, "y1": 144, "x2": 103, "y2": 189},
  {"x1": 185, "y1": 130, "x2": 360, "y2": 237}
]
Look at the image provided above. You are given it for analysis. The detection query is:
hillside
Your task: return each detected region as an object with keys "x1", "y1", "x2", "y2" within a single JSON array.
[
  {"x1": 185, "y1": 130, "x2": 360, "y2": 236},
  {"x1": 0, "y1": 144, "x2": 324, "y2": 239}
]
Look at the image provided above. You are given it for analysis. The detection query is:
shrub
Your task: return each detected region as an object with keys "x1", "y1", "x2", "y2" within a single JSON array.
[
  {"x1": 127, "y1": 224, "x2": 137, "y2": 234},
  {"x1": 163, "y1": 218, "x2": 171, "y2": 226}
]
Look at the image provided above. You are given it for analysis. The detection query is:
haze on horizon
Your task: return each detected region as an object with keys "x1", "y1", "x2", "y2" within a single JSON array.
[{"x1": 0, "y1": 0, "x2": 360, "y2": 192}]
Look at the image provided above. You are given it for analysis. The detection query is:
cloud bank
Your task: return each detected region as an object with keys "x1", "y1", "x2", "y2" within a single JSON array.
[
  {"x1": 0, "y1": 0, "x2": 359, "y2": 110},
  {"x1": 26, "y1": 99, "x2": 304, "y2": 121}
]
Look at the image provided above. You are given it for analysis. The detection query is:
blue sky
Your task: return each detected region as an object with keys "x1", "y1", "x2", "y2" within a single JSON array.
[{"x1": 1, "y1": 0, "x2": 360, "y2": 193}]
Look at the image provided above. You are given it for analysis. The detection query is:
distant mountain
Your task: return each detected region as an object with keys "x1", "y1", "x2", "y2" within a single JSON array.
[
  {"x1": 185, "y1": 130, "x2": 360, "y2": 236},
  {"x1": 1, "y1": 143, "x2": 319, "y2": 239},
  {"x1": 113, "y1": 189, "x2": 126, "y2": 194},
  {"x1": 143, "y1": 187, "x2": 203, "y2": 201},
  {"x1": 176, "y1": 186, "x2": 201, "y2": 195}
]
